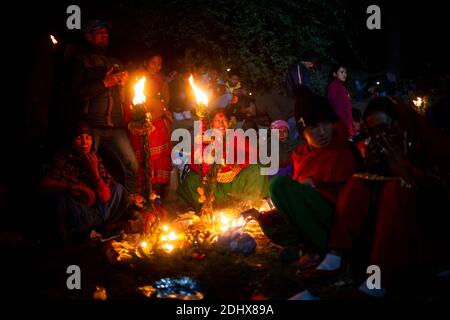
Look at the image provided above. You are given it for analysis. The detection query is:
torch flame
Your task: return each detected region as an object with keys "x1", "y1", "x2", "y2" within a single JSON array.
[
  {"x1": 168, "y1": 232, "x2": 178, "y2": 241},
  {"x1": 161, "y1": 243, "x2": 174, "y2": 253},
  {"x1": 50, "y1": 35, "x2": 58, "y2": 45},
  {"x1": 413, "y1": 97, "x2": 423, "y2": 107},
  {"x1": 133, "y1": 76, "x2": 146, "y2": 105},
  {"x1": 189, "y1": 75, "x2": 208, "y2": 106}
]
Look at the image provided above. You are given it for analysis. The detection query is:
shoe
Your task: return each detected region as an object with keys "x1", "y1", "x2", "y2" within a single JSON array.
[
  {"x1": 297, "y1": 253, "x2": 323, "y2": 271},
  {"x1": 298, "y1": 259, "x2": 348, "y2": 282}
]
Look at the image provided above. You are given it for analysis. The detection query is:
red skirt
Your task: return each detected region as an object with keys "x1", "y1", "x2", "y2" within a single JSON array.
[{"x1": 129, "y1": 118, "x2": 172, "y2": 192}]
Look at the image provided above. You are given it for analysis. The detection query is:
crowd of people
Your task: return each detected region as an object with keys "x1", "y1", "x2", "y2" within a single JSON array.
[{"x1": 37, "y1": 19, "x2": 450, "y2": 300}]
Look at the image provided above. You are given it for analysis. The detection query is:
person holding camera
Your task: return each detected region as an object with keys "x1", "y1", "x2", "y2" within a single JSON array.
[{"x1": 294, "y1": 97, "x2": 450, "y2": 299}]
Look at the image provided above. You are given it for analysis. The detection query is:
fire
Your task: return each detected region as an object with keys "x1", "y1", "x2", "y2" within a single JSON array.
[
  {"x1": 214, "y1": 212, "x2": 246, "y2": 233},
  {"x1": 133, "y1": 76, "x2": 147, "y2": 105},
  {"x1": 50, "y1": 35, "x2": 58, "y2": 45},
  {"x1": 188, "y1": 75, "x2": 208, "y2": 106},
  {"x1": 413, "y1": 97, "x2": 423, "y2": 107},
  {"x1": 161, "y1": 243, "x2": 175, "y2": 253},
  {"x1": 259, "y1": 198, "x2": 274, "y2": 213},
  {"x1": 159, "y1": 225, "x2": 180, "y2": 253}
]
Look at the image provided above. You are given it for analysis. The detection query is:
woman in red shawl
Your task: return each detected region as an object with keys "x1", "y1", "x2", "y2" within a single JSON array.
[
  {"x1": 259, "y1": 92, "x2": 358, "y2": 258},
  {"x1": 177, "y1": 110, "x2": 269, "y2": 211},
  {"x1": 297, "y1": 97, "x2": 450, "y2": 299},
  {"x1": 128, "y1": 54, "x2": 172, "y2": 198}
]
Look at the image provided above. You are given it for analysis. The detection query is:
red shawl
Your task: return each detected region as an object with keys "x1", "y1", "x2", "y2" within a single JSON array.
[
  {"x1": 189, "y1": 130, "x2": 256, "y2": 176},
  {"x1": 292, "y1": 122, "x2": 358, "y2": 203}
]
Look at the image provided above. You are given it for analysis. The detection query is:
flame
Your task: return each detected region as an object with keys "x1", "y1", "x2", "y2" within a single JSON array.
[
  {"x1": 159, "y1": 225, "x2": 180, "y2": 253},
  {"x1": 215, "y1": 212, "x2": 246, "y2": 233},
  {"x1": 133, "y1": 76, "x2": 146, "y2": 105},
  {"x1": 188, "y1": 75, "x2": 208, "y2": 106},
  {"x1": 50, "y1": 35, "x2": 58, "y2": 45},
  {"x1": 413, "y1": 97, "x2": 423, "y2": 107},
  {"x1": 161, "y1": 243, "x2": 174, "y2": 253},
  {"x1": 168, "y1": 232, "x2": 178, "y2": 241},
  {"x1": 140, "y1": 241, "x2": 148, "y2": 248}
]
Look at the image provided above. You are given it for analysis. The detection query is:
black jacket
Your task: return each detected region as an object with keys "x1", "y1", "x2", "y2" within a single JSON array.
[{"x1": 71, "y1": 46, "x2": 125, "y2": 128}]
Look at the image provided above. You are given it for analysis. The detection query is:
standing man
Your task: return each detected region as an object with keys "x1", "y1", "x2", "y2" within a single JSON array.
[
  {"x1": 71, "y1": 19, "x2": 138, "y2": 193},
  {"x1": 286, "y1": 52, "x2": 317, "y2": 96}
]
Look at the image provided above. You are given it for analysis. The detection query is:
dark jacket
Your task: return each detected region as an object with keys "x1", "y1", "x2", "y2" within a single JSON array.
[
  {"x1": 286, "y1": 62, "x2": 313, "y2": 96},
  {"x1": 72, "y1": 46, "x2": 125, "y2": 128}
]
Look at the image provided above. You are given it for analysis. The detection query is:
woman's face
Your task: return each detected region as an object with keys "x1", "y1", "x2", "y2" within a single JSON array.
[
  {"x1": 211, "y1": 112, "x2": 230, "y2": 136},
  {"x1": 147, "y1": 56, "x2": 162, "y2": 74},
  {"x1": 72, "y1": 133, "x2": 93, "y2": 154},
  {"x1": 278, "y1": 127, "x2": 289, "y2": 142},
  {"x1": 333, "y1": 67, "x2": 347, "y2": 82},
  {"x1": 303, "y1": 121, "x2": 333, "y2": 148}
]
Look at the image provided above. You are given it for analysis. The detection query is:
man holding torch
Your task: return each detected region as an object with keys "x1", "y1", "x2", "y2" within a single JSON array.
[{"x1": 71, "y1": 19, "x2": 138, "y2": 193}]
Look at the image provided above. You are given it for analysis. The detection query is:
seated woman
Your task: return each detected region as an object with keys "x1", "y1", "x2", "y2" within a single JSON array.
[
  {"x1": 259, "y1": 93, "x2": 358, "y2": 261},
  {"x1": 269, "y1": 120, "x2": 300, "y2": 178},
  {"x1": 295, "y1": 97, "x2": 450, "y2": 299},
  {"x1": 40, "y1": 121, "x2": 128, "y2": 239},
  {"x1": 177, "y1": 110, "x2": 269, "y2": 211}
]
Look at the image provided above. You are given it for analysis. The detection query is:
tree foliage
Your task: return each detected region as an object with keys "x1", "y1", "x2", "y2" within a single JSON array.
[{"x1": 114, "y1": 0, "x2": 358, "y2": 92}]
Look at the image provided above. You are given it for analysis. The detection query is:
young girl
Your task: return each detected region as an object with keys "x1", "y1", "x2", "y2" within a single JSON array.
[
  {"x1": 127, "y1": 53, "x2": 172, "y2": 199},
  {"x1": 327, "y1": 64, "x2": 354, "y2": 138}
]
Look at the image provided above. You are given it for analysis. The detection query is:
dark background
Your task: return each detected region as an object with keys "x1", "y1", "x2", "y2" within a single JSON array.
[{"x1": 11, "y1": 1, "x2": 450, "y2": 73}]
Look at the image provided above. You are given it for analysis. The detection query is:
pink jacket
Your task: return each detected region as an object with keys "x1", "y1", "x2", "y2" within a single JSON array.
[{"x1": 328, "y1": 79, "x2": 354, "y2": 137}]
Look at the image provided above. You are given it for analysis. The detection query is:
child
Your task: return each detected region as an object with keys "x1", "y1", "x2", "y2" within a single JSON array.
[{"x1": 328, "y1": 64, "x2": 353, "y2": 138}]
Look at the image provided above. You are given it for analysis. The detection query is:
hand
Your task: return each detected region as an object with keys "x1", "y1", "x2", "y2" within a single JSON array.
[
  {"x1": 116, "y1": 71, "x2": 129, "y2": 86},
  {"x1": 69, "y1": 185, "x2": 96, "y2": 207},
  {"x1": 377, "y1": 133, "x2": 416, "y2": 188},
  {"x1": 365, "y1": 140, "x2": 385, "y2": 169},
  {"x1": 377, "y1": 133, "x2": 406, "y2": 165},
  {"x1": 103, "y1": 69, "x2": 128, "y2": 88},
  {"x1": 81, "y1": 152, "x2": 99, "y2": 178},
  {"x1": 163, "y1": 109, "x2": 173, "y2": 123}
]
